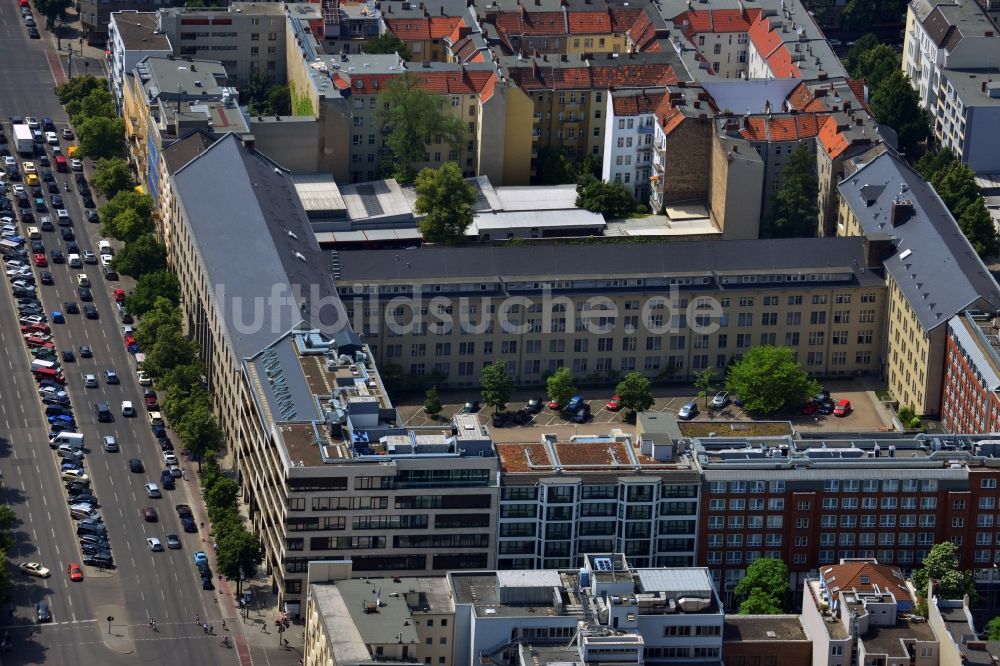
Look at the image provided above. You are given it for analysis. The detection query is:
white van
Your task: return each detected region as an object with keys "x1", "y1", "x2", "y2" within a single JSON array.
[
  {"x1": 27, "y1": 227, "x2": 40, "y2": 240},
  {"x1": 147, "y1": 411, "x2": 164, "y2": 427},
  {"x1": 67, "y1": 253, "x2": 82, "y2": 268},
  {"x1": 49, "y1": 432, "x2": 84, "y2": 449},
  {"x1": 31, "y1": 359, "x2": 57, "y2": 372},
  {"x1": 121, "y1": 401, "x2": 134, "y2": 417},
  {"x1": 98, "y1": 240, "x2": 113, "y2": 256}
]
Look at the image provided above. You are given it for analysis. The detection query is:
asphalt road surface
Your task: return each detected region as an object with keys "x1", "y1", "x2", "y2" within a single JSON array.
[{"x1": 0, "y1": 5, "x2": 235, "y2": 664}]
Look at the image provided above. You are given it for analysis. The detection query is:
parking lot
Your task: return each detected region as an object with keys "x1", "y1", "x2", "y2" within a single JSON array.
[{"x1": 395, "y1": 378, "x2": 893, "y2": 439}]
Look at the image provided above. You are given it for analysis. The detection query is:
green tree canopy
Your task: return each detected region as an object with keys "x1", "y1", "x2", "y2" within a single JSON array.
[
  {"x1": 33, "y1": 0, "x2": 70, "y2": 27},
  {"x1": 158, "y1": 362, "x2": 206, "y2": 396},
  {"x1": 128, "y1": 271, "x2": 180, "y2": 315},
  {"x1": 244, "y1": 71, "x2": 271, "y2": 116},
  {"x1": 112, "y1": 233, "x2": 167, "y2": 278},
  {"x1": 177, "y1": 404, "x2": 223, "y2": 469},
  {"x1": 481, "y1": 360, "x2": 514, "y2": 413},
  {"x1": 734, "y1": 558, "x2": 790, "y2": 614},
  {"x1": 615, "y1": 372, "x2": 654, "y2": 414},
  {"x1": 839, "y1": 0, "x2": 877, "y2": 32},
  {"x1": 534, "y1": 146, "x2": 580, "y2": 185},
  {"x1": 423, "y1": 386, "x2": 443, "y2": 417},
  {"x1": 932, "y1": 161, "x2": 982, "y2": 219},
  {"x1": 913, "y1": 542, "x2": 977, "y2": 600},
  {"x1": 144, "y1": 327, "x2": 199, "y2": 377},
  {"x1": 135, "y1": 296, "x2": 183, "y2": 350},
  {"x1": 100, "y1": 190, "x2": 154, "y2": 240},
  {"x1": 414, "y1": 163, "x2": 475, "y2": 243},
  {"x1": 0, "y1": 506, "x2": 17, "y2": 552},
  {"x1": 987, "y1": 616, "x2": 1000, "y2": 640},
  {"x1": 764, "y1": 144, "x2": 818, "y2": 238},
  {"x1": 725, "y1": 346, "x2": 819, "y2": 414},
  {"x1": 546, "y1": 367, "x2": 576, "y2": 407},
  {"x1": 377, "y1": 74, "x2": 465, "y2": 184},
  {"x1": 205, "y1": 475, "x2": 239, "y2": 518},
  {"x1": 844, "y1": 33, "x2": 880, "y2": 75},
  {"x1": 92, "y1": 157, "x2": 135, "y2": 199},
  {"x1": 576, "y1": 175, "x2": 636, "y2": 219},
  {"x1": 958, "y1": 199, "x2": 1000, "y2": 259},
  {"x1": 66, "y1": 87, "x2": 117, "y2": 126},
  {"x1": 869, "y1": 70, "x2": 928, "y2": 156},
  {"x1": 216, "y1": 527, "x2": 263, "y2": 597},
  {"x1": 266, "y1": 85, "x2": 291, "y2": 116},
  {"x1": 362, "y1": 33, "x2": 413, "y2": 60},
  {"x1": 35, "y1": 0, "x2": 73, "y2": 28},
  {"x1": 739, "y1": 588, "x2": 784, "y2": 615},
  {"x1": 694, "y1": 369, "x2": 718, "y2": 407},
  {"x1": 76, "y1": 116, "x2": 126, "y2": 160},
  {"x1": 850, "y1": 43, "x2": 900, "y2": 89},
  {"x1": 915, "y1": 147, "x2": 957, "y2": 181},
  {"x1": 55, "y1": 76, "x2": 104, "y2": 105}
]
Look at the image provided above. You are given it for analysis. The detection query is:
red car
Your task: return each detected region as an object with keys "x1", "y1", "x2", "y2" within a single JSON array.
[
  {"x1": 33, "y1": 253, "x2": 47, "y2": 267},
  {"x1": 113, "y1": 289, "x2": 126, "y2": 302},
  {"x1": 801, "y1": 401, "x2": 819, "y2": 415},
  {"x1": 25, "y1": 335, "x2": 54, "y2": 349},
  {"x1": 142, "y1": 507, "x2": 158, "y2": 522},
  {"x1": 67, "y1": 563, "x2": 83, "y2": 582},
  {"x1": 124, "y1": 335, "x2": 136, "y2": 349},
  {"x1": 547, "y1": 399, "x2": 561, "y2": 410},
  {"x1": 833, "y1": 399, "x2": 852, "y2": 417},
  {"x1": 18, "y1": 0, "x2": 28, "y2": 6},
  {"x1": 20, "y1": 323, "x2": 49, "y2": 334},
  {"x1": 606, "y1": 395, "x2": 622, "y2": 411}
]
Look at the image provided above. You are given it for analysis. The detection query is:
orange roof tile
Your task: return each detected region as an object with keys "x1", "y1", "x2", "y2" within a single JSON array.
[
  {"x1": 661, "y1": 108, "x2": 685, "y2": 134},
  {"x1": 495, "y1": 10, "x2": 566, "y2": 37},
  {"x1": 738, "y1": 113, "x2": 826, "y2": 141},
  {"x1": 818, "y1": 115, "x2": 850, "y2": 159},
  {"x1": 766, "y1": 48, "x2": 800, "y2": 78},
  {"x1": 590, "y1": 63, "x2": 677, "y2": 88},
  {"x1": 385, "y1": 16, "x2": 461, "y2": 41},
  {"x1": 627, "y1": 11, "x2": 656, "y2": 49},
  {"x1": 612, "y1": 91, "x2": 664, "y2": 116},
  {"x1": 847, "y1": 79, "x2": 867, "y2": 106},
  {"x1": 821, "y1": 561, "x2": 913, "y2": 602},
  {"x1": 673, "y1": 8, "x2": 759, "y2": 36},
  {"x1": 748, "y1": 15, "x2": 781, "y2": 58},
  {"x1": 568, "y1": 11, "x2": 612, "y2": 34},
  {"x1": 609, "y1": 7, "x2": 641, "y2": 33},
  {"x1": 479, "y1": 72, "x2": 498, "y2": 102},
  {"x1": 342, "y1": 69, "x2": 495, "y2": 96}
]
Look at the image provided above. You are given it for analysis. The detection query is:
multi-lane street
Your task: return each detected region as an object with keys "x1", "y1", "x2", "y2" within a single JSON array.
[{"x1": 0, "y1": 3, "x2": 237, "y2": 664}]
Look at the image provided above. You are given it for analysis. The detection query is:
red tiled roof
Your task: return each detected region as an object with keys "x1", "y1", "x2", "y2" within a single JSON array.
[
  {"x1": 766, "y1": 48, "x2": 800, "y2": 78},
  {"x1": 568, "y1": 11, "x2": 611, "y2": 34},
  {"x1": 627, "y1": 10, "x2": 656, "y2": 49},
  {"x1": 341, "y1": 69, "x2": 495, "y2": 96},
  {"x1": 479, "y1": 72, "x2": 498, "y2": 102},
  {"x1": 847, "y1": 79, "x2": 867, "y2": 106},
  {"x1": 748, "y1": 15, "x2": 781, "y2": 57},
  {"x1": 661, "y1": 107, "x2": 685, "y2": 134},
  {"x1": 738, "y1": 113, "x2": 827, "y2": 141},
  {"x1": 609, "y1": 7, "x2": 641, "y2": 34},
  {"x1": 384, "y1": 17, "x2": 462, "y2": 41},
  {"x1": 495, "y1": 10, "x2": 566, "y2": 37},
  {"x1": 673, "y1": 8, "x2": 759, "y2": 36},
  {"x1": 786, "y1": 81, "x2": 829, "y2": 112},
  {"x1": 507, "y1": 61, "x2": 676, "y2": 91},
  {"x1": 612, "y1": 91, "x2": 664, "y2": 116},
  {"x1": 818, "y1": 114, "x2": 850, "y2": 159},
  {"x1": 821, "y1": 561, "x2": 913, "y2": 602}
]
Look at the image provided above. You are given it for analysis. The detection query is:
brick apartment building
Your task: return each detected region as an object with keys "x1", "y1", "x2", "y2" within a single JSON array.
[
  {"x1": 693, "y1": 433, "x2": 1000, "y2": 605},
  {"x1": 942, "y1": 311, "x2": 1000, "y2": 433}
]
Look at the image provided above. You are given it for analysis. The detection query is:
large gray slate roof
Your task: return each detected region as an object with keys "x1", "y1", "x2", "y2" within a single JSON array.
[
  {"x1": 336, "y1": 237, "x2": 882, "y2": 285},
  {"x1": 838, "y1": 150, "x2": 1000, "y2": 331},
  {"x1": 172, "y1": 133, "x2": 358, "y2": 361}
]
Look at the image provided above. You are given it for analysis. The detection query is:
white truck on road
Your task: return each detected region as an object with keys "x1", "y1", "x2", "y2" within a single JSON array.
[{"x1": 13, "y1": 125, "x2": 33, "y2": 156}]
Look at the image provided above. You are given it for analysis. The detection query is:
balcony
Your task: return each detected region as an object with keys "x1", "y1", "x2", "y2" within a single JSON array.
[{"x1": 637, "y1": 124, "x2": 654, "y2": 135}]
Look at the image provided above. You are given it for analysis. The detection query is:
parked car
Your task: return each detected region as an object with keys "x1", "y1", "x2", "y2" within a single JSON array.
[
  {"x1": 677, "y1": 401, "x2": 699, "y2": 420},
  {"x1": 833, "y1": 400, "x2": 853, "y2": 417},
  {"x1": 710, "y1": 391, "x2": 730, "y2": 409}
]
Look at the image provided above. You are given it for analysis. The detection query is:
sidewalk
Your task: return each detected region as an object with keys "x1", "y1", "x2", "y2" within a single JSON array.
[{"x1": 186, "y1": 450, "x2": 305, "y2": 666}]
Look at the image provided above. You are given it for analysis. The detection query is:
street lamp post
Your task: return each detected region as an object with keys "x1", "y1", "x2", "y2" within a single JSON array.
[{"x1": 106, "y1": 615, "x2": 114, "y2": 635}]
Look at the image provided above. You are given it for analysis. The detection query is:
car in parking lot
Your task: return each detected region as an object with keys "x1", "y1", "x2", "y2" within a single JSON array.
[
  {"x1": 69, "y1": 494, "x2": 98, "y2": 507},
  {"x1": 61, "y1": 469, "x2": 88, "y2": 483},
  {"x1": 142, "y1": 507, "x2": 158, "y2": 522},
  {"x1": 711, "y1": 391, "x2": 730, "y2": 409},
  {"x1": 128, "y1": 458, "x2": 144, "y2": 473},
  {"x1": 833, "y1": 399, "x2": 853, "y2": 417},
  {"x1": 605, "y1": 395, "x2": 621, "y2": 411},
  {"x1": 677, "y1": 401, "x2": 699, "y2": 420},
  {"x1": 82, "y1": 554, "x2": 113, "y2": 568}
]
